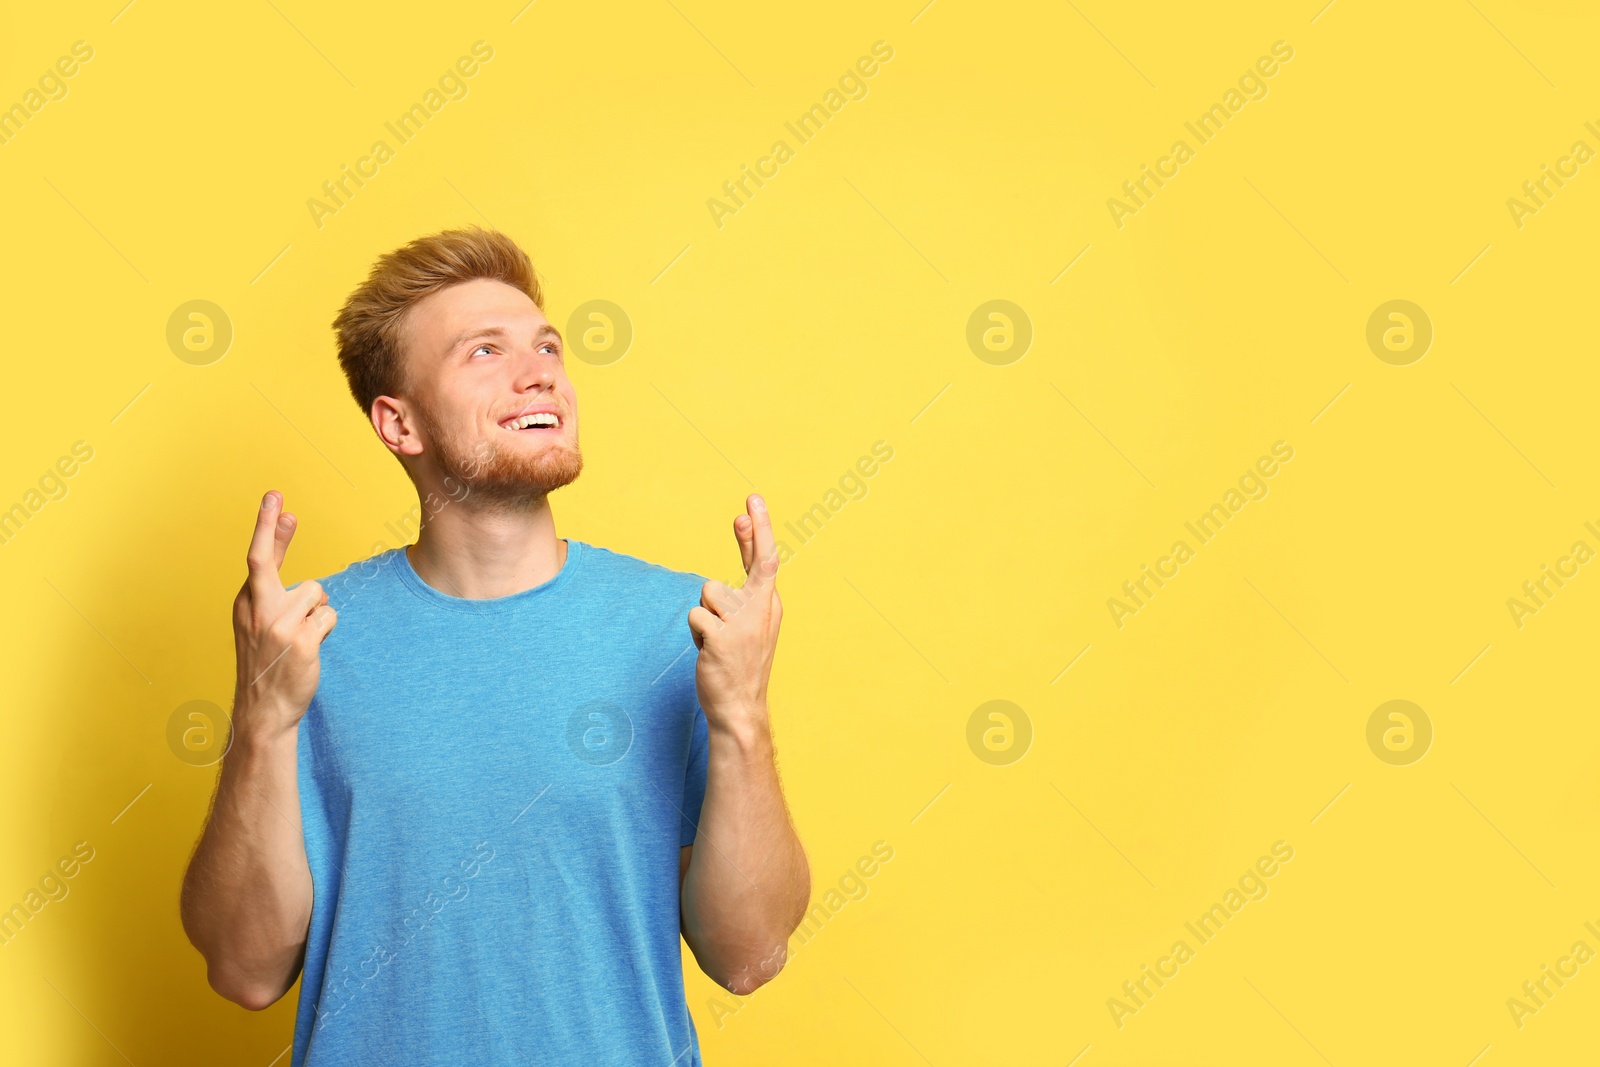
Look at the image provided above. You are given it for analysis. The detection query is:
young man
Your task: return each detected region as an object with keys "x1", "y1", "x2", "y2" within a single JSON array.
[{"x1": 180, "y1": 228, "x2": 810, "y2": 1065}]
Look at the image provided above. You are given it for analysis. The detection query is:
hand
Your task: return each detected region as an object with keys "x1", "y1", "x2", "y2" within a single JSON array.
[
  {"x1": 231, "y1": 491, "x2": 338, "y2": 741},
  {"x1": 688, "y1": 494, "x2": 782, "y2": 728}
]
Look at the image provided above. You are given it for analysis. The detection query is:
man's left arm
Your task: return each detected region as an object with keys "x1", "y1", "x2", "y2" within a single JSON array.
[{"x1": 680, "y1": 493, "x2": 811, "y2": 996}]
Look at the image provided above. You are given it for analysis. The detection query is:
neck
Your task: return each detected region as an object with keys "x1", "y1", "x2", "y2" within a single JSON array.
[{"x1": 405, "y1": 491, "x2": 567, "y2": 600}]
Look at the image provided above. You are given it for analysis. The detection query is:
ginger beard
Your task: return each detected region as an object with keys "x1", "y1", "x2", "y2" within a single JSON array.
[{"x1": 413, "y1": 395, "x2": 583, "y2": 509}]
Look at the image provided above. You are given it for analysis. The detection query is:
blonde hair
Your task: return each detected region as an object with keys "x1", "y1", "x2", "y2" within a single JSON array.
[{"x1": 332, "y1": 226, "x2": 543, "y2": 415}]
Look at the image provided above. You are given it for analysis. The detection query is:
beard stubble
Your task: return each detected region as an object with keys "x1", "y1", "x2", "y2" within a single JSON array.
[{"x1": 419, "y1": 403, "x2": 584, "y2": 511}]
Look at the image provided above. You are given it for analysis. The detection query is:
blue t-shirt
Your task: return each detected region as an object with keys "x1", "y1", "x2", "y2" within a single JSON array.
[{"x1": 288, "y1": 539, "x2": 711, "y2": 1066}]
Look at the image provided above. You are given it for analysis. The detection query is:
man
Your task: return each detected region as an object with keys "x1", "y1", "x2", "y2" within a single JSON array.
[{"x1": 180, "y1": 227, "x2": 810, "y2": 1065}]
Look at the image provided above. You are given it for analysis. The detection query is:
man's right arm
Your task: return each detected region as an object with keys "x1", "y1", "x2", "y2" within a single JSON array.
[{"x1": 180, "y1": 491, "x2": 337, "y2": 1010}]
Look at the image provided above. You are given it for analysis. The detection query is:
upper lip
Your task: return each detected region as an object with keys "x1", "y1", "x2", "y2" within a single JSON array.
[{"x1": 498, "y1": 404, "x2": 562, "y2": 428}]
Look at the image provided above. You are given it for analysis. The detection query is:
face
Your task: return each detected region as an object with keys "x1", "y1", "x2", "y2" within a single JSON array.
[{"x1": 384, "y1": 277, "x2": 582, "y2": 508}]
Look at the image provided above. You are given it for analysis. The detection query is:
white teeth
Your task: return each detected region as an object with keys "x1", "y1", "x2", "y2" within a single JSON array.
[{"x1": 506, "y1": 413, "x2": 558, "y2": 429}]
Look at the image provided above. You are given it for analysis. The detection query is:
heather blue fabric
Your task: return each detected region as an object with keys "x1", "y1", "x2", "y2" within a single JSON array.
[{"x1": 288, "y1": 539, "x2": 711, "y2": 1066}]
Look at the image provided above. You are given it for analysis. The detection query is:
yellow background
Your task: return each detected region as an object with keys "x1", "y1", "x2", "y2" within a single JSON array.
[{"x1": 2, "y1": 0, "x2": 1597, "y2": 1063}]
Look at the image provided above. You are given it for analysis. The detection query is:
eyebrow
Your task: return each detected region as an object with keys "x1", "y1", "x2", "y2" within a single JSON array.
[{"x1": 445, "y1": 323, "x2": 563, "y2": 357}]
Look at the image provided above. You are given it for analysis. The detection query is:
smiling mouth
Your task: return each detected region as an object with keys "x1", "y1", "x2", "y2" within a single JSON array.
[{"x1": 499, "y1": 412, "x2": 562, "y2": 433}]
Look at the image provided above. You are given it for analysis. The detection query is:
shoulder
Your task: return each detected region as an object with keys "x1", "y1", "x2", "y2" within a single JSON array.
[
  {"x1": 289, "y1": 546, "x2": 404, "y2": 613},
  {"x1": 573, "y1": 540, "x2": 708, "y2": 606}
]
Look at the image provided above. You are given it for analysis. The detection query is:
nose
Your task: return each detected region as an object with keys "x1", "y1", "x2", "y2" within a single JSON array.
[{"x1": 513, "y1": 350, "x2": 556, "y2": 393}]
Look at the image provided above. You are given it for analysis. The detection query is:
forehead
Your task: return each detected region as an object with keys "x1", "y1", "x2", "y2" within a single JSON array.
[{"x1": 401, "y1": 277, "x2": 549, "y2": 355}]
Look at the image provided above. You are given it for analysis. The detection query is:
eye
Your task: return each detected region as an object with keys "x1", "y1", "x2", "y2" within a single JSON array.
[{"x1": 471, "y1": 344, "x2": 494, "y2": 358}]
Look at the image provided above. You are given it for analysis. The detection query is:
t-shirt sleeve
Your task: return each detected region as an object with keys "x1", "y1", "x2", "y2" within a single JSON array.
[{"x1": 681, "y1": 700, "x2": 709, "y2": 847}]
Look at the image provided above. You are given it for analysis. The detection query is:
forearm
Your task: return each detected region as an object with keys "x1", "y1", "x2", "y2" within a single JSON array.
[
  {"x1": 681, "y1": 708, "x2": 809, "y2": 994},
  {"x1": 180, "y1": 706, "x2": 313, "y2": 1009}
]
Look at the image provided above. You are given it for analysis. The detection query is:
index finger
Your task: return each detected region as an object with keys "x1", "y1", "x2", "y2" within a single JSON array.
[
  {"x1": 246, "y1": 491, "x2": 288, "y2": 595},
  {"x1": 744, "y1": 493, "x2": 778, "y2": 586}
]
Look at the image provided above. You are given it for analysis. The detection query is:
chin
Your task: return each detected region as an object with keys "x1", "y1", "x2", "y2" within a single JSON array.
[{"x1": 476, "y1": 443, "x2": 583, "y2": 497}]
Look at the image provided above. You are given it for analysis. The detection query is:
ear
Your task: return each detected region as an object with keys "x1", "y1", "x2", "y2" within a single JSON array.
[{"x1": 371, "y1": 395, "x2": 425, "y2": 457}]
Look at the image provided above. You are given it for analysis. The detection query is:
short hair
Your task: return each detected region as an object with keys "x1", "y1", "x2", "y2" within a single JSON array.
[{"x1": 331, "y1": 226, "x2": 544, "y2": 416}]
